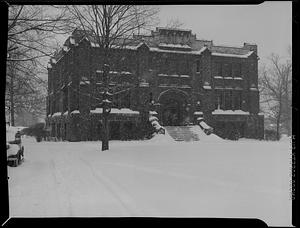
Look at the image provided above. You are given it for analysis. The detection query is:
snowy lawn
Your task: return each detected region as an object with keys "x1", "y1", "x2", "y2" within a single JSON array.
[{"x1": 7, "y1": 136, "x2": 292, "y2": 226}]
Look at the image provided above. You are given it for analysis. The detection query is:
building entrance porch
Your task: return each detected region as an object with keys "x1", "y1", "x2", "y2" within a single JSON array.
[{"x1": 158, "y1": 89, "x2": 190, "y2": 126}]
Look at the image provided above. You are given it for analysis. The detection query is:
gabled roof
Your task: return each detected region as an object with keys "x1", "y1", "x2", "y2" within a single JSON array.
[{"x1": 53, "y1": 27, "x2": 256, "y2": 61}]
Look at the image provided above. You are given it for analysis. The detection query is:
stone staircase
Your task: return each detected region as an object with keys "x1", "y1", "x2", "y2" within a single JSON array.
[{"x1": 164, "y1": 126, "x2": 200, "y2": 142}]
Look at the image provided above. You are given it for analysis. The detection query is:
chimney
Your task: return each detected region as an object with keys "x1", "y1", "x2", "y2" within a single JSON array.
[{"x1": 243, "y1": 42, "x2": 257, "y2": 54}]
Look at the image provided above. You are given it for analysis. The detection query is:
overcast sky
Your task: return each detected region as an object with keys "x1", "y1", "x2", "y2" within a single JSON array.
[{"x1": 157, "y1": 2, "x2": 292, "y2": 66}]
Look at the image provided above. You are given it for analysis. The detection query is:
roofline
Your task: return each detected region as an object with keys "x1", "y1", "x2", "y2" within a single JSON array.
[{"x1": 156, "y1": 27, "x2": 192, "y2": 32}]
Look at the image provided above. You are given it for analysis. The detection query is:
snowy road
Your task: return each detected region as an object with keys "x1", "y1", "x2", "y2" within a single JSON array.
[{"x1": 7, "y1": 136, "x2": 292, "y2": 226}]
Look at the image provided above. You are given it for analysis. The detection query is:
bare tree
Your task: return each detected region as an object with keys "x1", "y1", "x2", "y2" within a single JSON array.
[
  {"x1": 6, "y1": 5, "x2": 73, "y2": 126},
  {"x1": 259, "y1": 50, "x2": 292, "y2": 140},
  {"x1": 7, "y1": 5, "x2": 73, "y2": 62},
  {"x1": 65, "y1": 5, "x2": 159, "y2": 150}
]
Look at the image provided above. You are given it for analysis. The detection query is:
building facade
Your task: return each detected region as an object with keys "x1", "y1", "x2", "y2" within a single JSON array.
[{"x1": 46, "y1": 27, "x2": 264, "y2": 141}]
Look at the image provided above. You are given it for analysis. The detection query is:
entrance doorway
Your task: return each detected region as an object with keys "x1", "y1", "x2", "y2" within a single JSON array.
[
  {"x1": 158, "y1": 89, "x2": 189, "y2": 126},
  {"x1": 162, "y1": 99, "x2": 182, "y2": 126}
]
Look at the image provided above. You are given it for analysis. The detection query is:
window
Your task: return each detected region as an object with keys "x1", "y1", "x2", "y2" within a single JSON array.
[
  {"x1": 196, "y1": 59, "x2": 200, "y2": 73},
  {"x1": 179, "y1": 59, "x2": 188, "y2": 75},
  {"x1": 224, "y1": 63, "x2": 232, "y2": 77},
  {"x1": 149, "y1": 92, "x2": 153, "y2": 103},
  {"x1": 233, "y1": 63, "x2": 241, "y2": 78},
  {"x1": 148, "y1": 55, "x2": 153, "y2": 70},
  {"x1": 63, "y1": 88, "x2": 68, "y2": 112},
  {"x1": 233, "y1": 91, "x2": 242, "y2": 110},
  {"x1": 215, "y1": 62, "x2": 222, "y2": 76},
  {"x1": 224, "y1": 91, "x2": 233, "y2": 110},
  {"x1": 160, "y1": 55, "x2": 169, "y2": 74},
  {"x1": 170, "y1": 59, "x2": 177, "y2": 74},
  {"x1": 121, "y1": 91, "x2": 131, "y2": 108},
  {"x1": 215, "y1": 91, "x2": 223, "y2": 109}
]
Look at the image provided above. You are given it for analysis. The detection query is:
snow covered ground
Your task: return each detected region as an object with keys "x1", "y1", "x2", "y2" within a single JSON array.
[{"x1": 7, "y1": 134, "x2": 292, "y2": 226}]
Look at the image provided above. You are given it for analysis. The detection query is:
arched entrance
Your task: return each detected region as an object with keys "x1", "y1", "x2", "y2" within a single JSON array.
[{"x1": 158, "y1": 89, "x2": 189, "y2": 126}]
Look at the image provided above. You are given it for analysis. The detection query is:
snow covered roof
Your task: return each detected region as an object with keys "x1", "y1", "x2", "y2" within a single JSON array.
[
  {"x1": 150, "y1": 46, "x2": 207, "y2": 55},
  {"x1": 156, "y1": 27, "x2": 192, "y2": 33},
  {"x1": 212, "y1": 109, "x2": 250, "y2": 115},
  {"x1": 211, "y1": 51, "x2": 254, "y2": 58},
  {"x1": 158, "y1": 43, "x2": 192, "y2": 50}
]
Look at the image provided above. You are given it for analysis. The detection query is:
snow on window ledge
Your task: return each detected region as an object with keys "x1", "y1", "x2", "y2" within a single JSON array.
[
  {"x1": 180, "y1": 75, "x2": 190, "y2": 78},
  {"x1": 203, "y1": 85, "x2": 212, "y2": 89},
  {"x1": 214, "y1": 76, "x2": 223, "y2": 79},
  {"x1": 212, "y1": 109, "x2": 250, "y2": 115}
]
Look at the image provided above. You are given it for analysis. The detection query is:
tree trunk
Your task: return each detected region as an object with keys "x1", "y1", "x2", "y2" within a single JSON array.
[
  {"x1": 276, "y1": 115, "x2": 280, "y2": 141},
  {"x1": 102, "y1": 112, "x2": 109, "y2": 151},
  {"x1": 10, "y1": 74, "x2": 15, "y2": 126},
  {"x1": 276, "y1": 96, "x2": 282, "y2": 141}
]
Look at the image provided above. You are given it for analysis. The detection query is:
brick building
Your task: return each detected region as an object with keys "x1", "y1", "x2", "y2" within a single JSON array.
[{"x1": 46, "y1": 27, "x2": 264, "y2": 141}]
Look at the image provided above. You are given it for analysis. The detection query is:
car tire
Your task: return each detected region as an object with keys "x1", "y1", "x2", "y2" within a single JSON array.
[{"x1": 14, "y1": 158, "x2": 18, "y2": 167}]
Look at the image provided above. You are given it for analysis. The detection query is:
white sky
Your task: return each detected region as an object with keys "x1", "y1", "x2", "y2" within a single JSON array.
[{"x1": 157, "y1": 2, "x2": 292, "y2": 66}]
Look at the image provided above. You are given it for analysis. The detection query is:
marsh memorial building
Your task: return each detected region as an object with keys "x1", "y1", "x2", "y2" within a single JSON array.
[{"x1": 46, "y1": 27, "x2": 264, "y2": 141}]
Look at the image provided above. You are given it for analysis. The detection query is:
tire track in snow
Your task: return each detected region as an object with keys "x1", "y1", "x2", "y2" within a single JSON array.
[
  {"x1": 50, "y1": 159, "x2": 73, "y2": 216},
  {"x1": 79, "y1": 156, "x2": 146, "y2": 216}
]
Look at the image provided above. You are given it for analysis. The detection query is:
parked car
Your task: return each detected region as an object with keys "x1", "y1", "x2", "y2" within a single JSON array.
[
  {"x1": 7, "y1": 142, "x2": 24, "y2": 167},
  {"x1": 6, "y1": 128, "x2": 24, "y2": 167}
]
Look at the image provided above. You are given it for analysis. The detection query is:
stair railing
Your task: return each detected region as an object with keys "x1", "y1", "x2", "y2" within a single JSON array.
[
  {"x1": 196, "y1": 117, "x2": 214, "y2": 135},
  {"x1": 149, "y1": 116, "x2": 165, "y2": 134}
]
